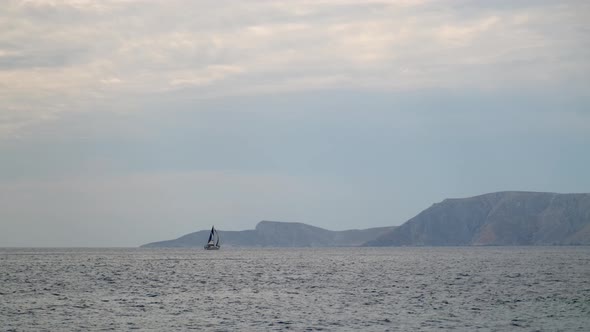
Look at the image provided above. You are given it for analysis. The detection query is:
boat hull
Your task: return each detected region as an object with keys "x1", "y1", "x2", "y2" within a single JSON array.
[{"x1": 204, "y1": 245, "x2": 220, "y2": 250}]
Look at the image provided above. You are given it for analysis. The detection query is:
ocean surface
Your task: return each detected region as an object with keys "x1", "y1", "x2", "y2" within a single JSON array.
[{"x1": 1, "y1": 247, "x2": 589, "y2": 331}]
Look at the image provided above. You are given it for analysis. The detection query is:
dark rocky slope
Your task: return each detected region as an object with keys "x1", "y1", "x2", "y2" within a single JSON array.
[{"x1": 365, "y1": 191, "x2": 590, "y2": 246}]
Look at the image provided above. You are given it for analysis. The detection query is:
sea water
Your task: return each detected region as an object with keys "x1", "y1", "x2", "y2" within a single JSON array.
[{"x1": 1, "y1": 247, "x2": 589, "y2": 331}]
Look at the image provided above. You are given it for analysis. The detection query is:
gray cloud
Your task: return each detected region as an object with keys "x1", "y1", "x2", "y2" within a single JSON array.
[{"x1": 1, "y1": 0, "x2": 589, "y2": 137}]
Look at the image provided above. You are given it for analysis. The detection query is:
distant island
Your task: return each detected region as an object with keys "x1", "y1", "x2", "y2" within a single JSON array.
[
  {"x1": 141, "y1": 221, "x2": 396, "y2": 248},
  {"x1": 366, "y1": 191, "x2": 590, "y2": 246},
  {"x1": 142, "y1": 191, "x2": 590, "y2": 248}
]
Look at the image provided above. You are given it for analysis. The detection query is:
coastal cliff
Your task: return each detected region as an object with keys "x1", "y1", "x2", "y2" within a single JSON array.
[{"x1": 365, "y1": 192, "x2": 590, "y2": 246}]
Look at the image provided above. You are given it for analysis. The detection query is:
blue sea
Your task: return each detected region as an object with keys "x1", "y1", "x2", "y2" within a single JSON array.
[{"x1": 1, "y1": 247, "x2": 589, "y2": 331}]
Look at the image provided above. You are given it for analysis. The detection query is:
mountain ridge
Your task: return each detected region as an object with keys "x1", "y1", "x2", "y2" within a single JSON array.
[
  {"x1": 364, "y1": 191, "x2": 590, "y2": 246},
  {"x1": 141, "y1": 191, "x2": 590, "y2": 248},
  {"x1": 141, "y1": 221, "x2": 396, "y2": 248}
]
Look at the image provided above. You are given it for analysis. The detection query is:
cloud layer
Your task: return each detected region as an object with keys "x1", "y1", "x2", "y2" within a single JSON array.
[{"x1": 1, "y1": 0, "x2": 589, "y2": 137}]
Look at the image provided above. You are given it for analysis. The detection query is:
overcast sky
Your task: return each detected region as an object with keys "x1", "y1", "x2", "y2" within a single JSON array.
[{"x1": 1, "y1": 0, "x2": 589, "y2": 247}]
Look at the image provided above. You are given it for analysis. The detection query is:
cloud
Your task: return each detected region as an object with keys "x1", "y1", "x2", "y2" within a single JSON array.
[{"x1": 0, "y1": 0, "x2": 588, "y2": 138}]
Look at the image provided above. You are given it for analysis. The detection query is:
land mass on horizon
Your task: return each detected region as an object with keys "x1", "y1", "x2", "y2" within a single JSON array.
[
  {"x1": 142, "y1": 191, "x2": 590, "y2": 248},
  {"x1": 142, "y1": 221, "x2": 395, "y2": 248}
]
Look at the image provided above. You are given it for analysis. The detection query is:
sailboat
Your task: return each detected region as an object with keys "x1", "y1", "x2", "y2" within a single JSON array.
[{"x1": 204, "y1": 226, "x2": 220, "y2": 250}]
